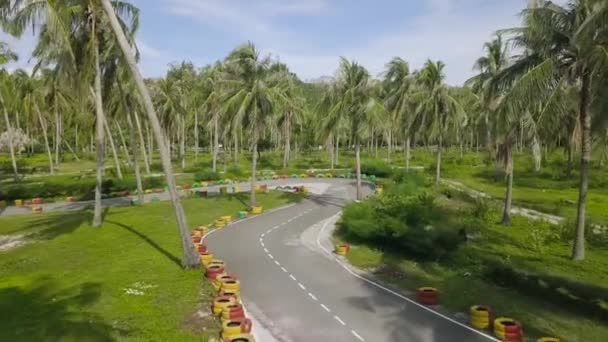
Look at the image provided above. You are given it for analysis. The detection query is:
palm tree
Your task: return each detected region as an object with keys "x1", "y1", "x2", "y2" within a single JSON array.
[
  {"x1": 319, "y1": 58, "x2": 383, "y2": 199},
  {"x1": 382, "y1": 57, "x2": 413, "y2": 169},
  {"x1": 0, "y1": 42, "x2": 18, "y2": 181},
  {"x1": 466, "y1": 35, "x2": 510, "y2": 161},
  {"x1": 412, "y1": 60, "x2": 466, "y2": 184},
  {"x1": 222, "y1": 42, "x2": 281, "y2": 207},
  {"x1": 494, "y1": 0, "x2": 608, "y2": 260},
  {"x1": 100, "y1": 0, "x2": 200, "y2": 268}
]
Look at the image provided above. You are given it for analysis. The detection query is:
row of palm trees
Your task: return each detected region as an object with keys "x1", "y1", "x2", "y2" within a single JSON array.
[{"x1": 1, "y1": 0, "x2": 606, "y2": 264}]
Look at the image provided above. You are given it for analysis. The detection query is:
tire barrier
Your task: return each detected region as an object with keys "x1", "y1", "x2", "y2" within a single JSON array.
[
  {"x1": 196, "y1": 226, "x2": 207, "y2": 235},
  {"x1": 192, "y1": 235, "x2": 202, "y2": 244},
  {"x1": 66, "y1": 196, "x2": 77, "y2": 202},
  {"x1": 221, "y1": 304, "x2": 245, "y2": 322},
  {"x1": 250, "y1": 206, "x2": 263, "y2": 215},
  {"x1": 221, "y1": 279, "x2": 241, "y2": 293},
  {"x1": 221, "y1": 215, "x2": 233, "y2": 224},
  {"x1": 238, "y1": 211, "x2": 248, "y2": 219},
  {"x1": 15, "y1": 199, "x2": 23, "y2": 207},
  {"x1": 335, "y1": 244, "x2": 350, "y2": 256},
  {"x1": 215, "y1": 218, "x2": 227, "y2": 228},
  {"x1": 376, "y1": 186, "x2": 384, "y2": 195},
  {"x1": 537, "y1": 338, "x2": 560, "y2": 342},
  {"x1": 260, "y1": 184, "x2": 268, "y2": 191},
  {"x1": 201, "y1": 182, "x2": 209, "y2": 187},
  {"x1": 32, "y1": 197, "x2": 43, "y2": 205},
  {"x1": 222, "y1": 333, "x2": 256, "y2": 342},
  {"x1": 219, "y1": 289, "x2": 241, "y2": 303},
  {"x1": 206, "y1": 264, "x2": 226, "y2": 280},
  {"x1": 213, "y1": 295, "x2": 237, "y2": 316},
  {"x1": 191, "y1": 230, "x2": 202, "y2": 238},
  {"x1": 154, "y1": 188, "x2": 163, "y2": 193},
  {"x1": 299, "y1": 173, "x2": 307, "y2": 178},
  {"x1": 0, "y1": 200, "x2": 5, "y2": 208},
  {"x1": 470, "y1": 305, "x2": 492, "y2": 329},
  {"x1": 494, "y1": 317, "x2": 523, "y2": 342},
  {"x1": 417, "y1": 287, "x2": 439, "y2": 305},
  {"x1": 209, "y1": 259, "x2": 226, "y2": 268},
  {"x1": 24, "y1": 200, "x2": 32, "y2": 206},
  {"x1": 144, "y1": 189, "x2": 153, "y2": 194},
  {"x1": 213, "y1": 274, "x2": 236, "y2": 291},
  {"x1": 325, "y1": 173, "x2": 333, "y2": 178},
  {"x1": 32, "y1": 206, "x2": 43, "y2": 214},
  {"x1": 234, "y1": 185, "x2": 241, "y2": 193},
  {"x1": 197, "y1": 244, "x2": 208, "y2": 254},
  {"x1": 200, "y1": 252, "x2": 214, "y2": 266},
  {"x1": 280, "y1": 175, "x2": 289, "y2": 179},
  {"x1": 222, "y1": 318, "x2": 253, "y2": 338}
]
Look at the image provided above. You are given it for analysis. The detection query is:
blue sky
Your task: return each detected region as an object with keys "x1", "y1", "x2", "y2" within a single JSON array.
[{"x1": 3, "y1": 0, "x2": 540, "y2": 84}]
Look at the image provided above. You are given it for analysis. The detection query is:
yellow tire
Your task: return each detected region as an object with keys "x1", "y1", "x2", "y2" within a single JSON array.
[
  {"x1": 222, "y1": 320, "x2": 245, "y2": 338},
  {"x1": 537, "y1": 338, "x2": 560, "y2": 342},
  {"x1": 209, "y1": 260, "x2": 226, "y2": 268},
  {"x1": 201, "y1": 253, "x2": 214, "y2": 266},
  {"x1": 215, "y1": 219, "x2": 226, "y2": 228},
  {"x1": 213, "y1": 274, "x2": 232, "y2": 291},
  {"x1": 213, "y1": 296, "x2": 236, "y2": 316},
  {"x1": 221, "y1": 279, "x2": 241, "y2": 293},
  {"x1": 223, "y1": 333, "x2": 256, "y2": 342},
  {"x1": 250, "y1": 206, "x2": 263, "y2": 215},
  {"x1": 14, "y1": 199, "x2": 23, "y2": 207},
  {"x1": 221, "y1": 215, "x2": 233, "y2": 223}
]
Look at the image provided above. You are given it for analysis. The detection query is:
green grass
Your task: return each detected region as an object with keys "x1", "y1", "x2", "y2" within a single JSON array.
[
  {"x1": 339, "y1": 199, "x2": 608, "y2": 342},
  {"x1": 0, "y1": 191, "x2": 297, "y2": 341}
]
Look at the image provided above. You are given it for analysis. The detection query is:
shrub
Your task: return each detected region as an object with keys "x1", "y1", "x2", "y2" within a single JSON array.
[
  {"x1": 340, "y1": 193, "x2": 464, "y2": 260},
  {"x1": 359, "y1": 160, "x2": 393, "y2": 178},
  {"x1": 194, "y1": 169, "x2": 220, "y2": 182}
]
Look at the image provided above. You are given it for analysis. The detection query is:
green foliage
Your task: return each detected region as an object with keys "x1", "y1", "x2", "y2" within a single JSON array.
[
  {"x1": 193, "y1": 169, "x2": 220, "y2": 182},
  {"x1": 339, "y1": 191, "x2": 464, "y2": 260},
  {"x1": 359, "y1": 159, "x2": 392, "y2": 177},
  {"x1": 525, "y1": 220, "x2": 560, "y2": 253},
  {"x1": 0, "y1": 176, "x2": 164, "y2": 202}
]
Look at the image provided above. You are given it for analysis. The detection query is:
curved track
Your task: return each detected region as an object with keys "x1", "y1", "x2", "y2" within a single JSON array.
[{"x1": 206, "y1": 179, "x2": 497, "y2": 342}]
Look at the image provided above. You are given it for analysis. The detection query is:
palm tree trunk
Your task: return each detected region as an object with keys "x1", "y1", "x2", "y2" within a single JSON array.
[
  {"x1": 387, "y1": 130, "x2": 392, "y2": 163},
  {"x1": 101, "y1": 0, "x2": 199, "y2": 267},
  {"x1": 213, "y1": 114, "x2": 219, "y2": 172},
  {"x1": 180, "y1": 116, "x2": 186, "y2": 170},
  {"x1": 435, "y1": 134, "x2": 443, "y2": 184},
  {"x1": 405, "y1": 136, "x2": 411, "y2": 171},
  {"x1": 501, "y1": 142, "x2": 513, "y2": 225},
  {"x1": 251, "y1": 140, "x2": 258, "y2": 207},
  {"x1": 233, "y1": 132, "x2": 239, "y2": 163},
  {"x1": 573, "y1": 73, "x2": 591, "y2": 261},
  {"x1": 329, "y1": 136, "x2": 335, "y2": 170},
  {"x1": 104, "y1": 118, "x2": 123, "y2": 179},
  {"x1": 35, "y1": 105, "x2": 54, "y2": 175},
  {"x1": 355, "y1": 140, "x2": 362, "y2": 200},
  {"x1": 486, "y1": 112, "x2": 492, "y2": 160},
  {"x1": 194, "y1": 112, "x2": 199, "y2": 161},
  {"x1": 146, "y1": 121, "x2": 153, "y2": 165},
  {"x1": 283, "y1": 112, "x2": 290, "y2": 168},
  {"x1": 92, "y1": 34, "x2": 106, "y2": 228},
  {"x1": 54, "y1": 102, "x2": 60, "y2": 166},
  {"x1": 0, "y1": 94, "x2": 19, "y2": 181},
  {"x1": 75, "y1": 124, "x2": 79, "y2": 154},
  {"x1": 335, "y1": 135, "x2": 339, "y2": 166},
  {"x1": 134, "y1": 111, "x2": 150, "y2": 174},
  {"x1": 129, "y1": 112, "x2": 145, "y2": 205},
  {"x1": 116, "y1": 120, "x2": 131, "y2": 167}
]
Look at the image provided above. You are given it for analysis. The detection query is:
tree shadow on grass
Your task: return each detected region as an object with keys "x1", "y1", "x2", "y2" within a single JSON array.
[
  {"x1": 0, "y1": 277, "x2": 126, "y2": 341},
  {"x1": 104, "y1": 220, "x2": 182, "y2": 269}
]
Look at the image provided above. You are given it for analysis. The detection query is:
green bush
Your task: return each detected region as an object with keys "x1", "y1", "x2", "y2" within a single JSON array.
[
  {"x1": 359, "y1": 160, "x2": 392, "y2": 178},
  {"x1": 194, "y1": 169, "x2": 220, "y2": 182},
  {"x1": 339, "y1": 193, "x2": 464, "y2": 260}
]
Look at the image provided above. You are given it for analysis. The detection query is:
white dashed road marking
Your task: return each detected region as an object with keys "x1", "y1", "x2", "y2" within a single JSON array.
[
  {"x1": 298, "y1": 283, "x2": 306, "y2": 291},
  {"x1": 334, "y1": 315, "x2": 346, "y2": 326},
  {"x1": 308, "y1": 293, "x2": 318, "y2": 301},
  {"x1": 321, "y1": 304, "x2": 331, "y2": 312},
  {"x1": 289, "y1": 274, "x2": 296, "y2": 281},
  {"x1": 352, "y1": 330, "x2": 365, "y2": 341}
]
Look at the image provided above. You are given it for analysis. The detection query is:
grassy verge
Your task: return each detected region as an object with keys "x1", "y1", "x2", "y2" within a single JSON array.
[
  {"x1": 0, "y1": 191, "x2": 297, "y2": 341},
  {"x1": 336, "y1": 181, "x2": 608, "y2": 342}
]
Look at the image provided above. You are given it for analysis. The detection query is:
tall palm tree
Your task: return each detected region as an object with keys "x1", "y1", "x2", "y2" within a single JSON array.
[
  {"x1": 100, "y1": 0, "x2": 200, "y2": 268},
  {"x1": 319, "y1": 58, "x2": 383, "y2": 199},
  {"x1": 0, "y1": 42, "x2": 18, "y2": 181},
  {"x1": 222, "y1": 42, "x2": 281, "y2": 207},
  {"x1": 466, "y1": 35, "x2": 510, "y2": 161},
  {"x1": 382, "y1": 57, "x2": 413, "y2": 169},
  {"x1": 412, "y1": 60, "x2": 466, "y2": 184},
  {"x1": 494, "y1": 0, "x2": 607, "y2": 260}
]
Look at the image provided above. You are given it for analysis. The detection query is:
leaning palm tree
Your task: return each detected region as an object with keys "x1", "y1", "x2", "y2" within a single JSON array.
[
  {"x1": 221, "y1": 42, "x2": 280, "y2": 207},
  {"x1": 100, "y1": 0, "x2": 200, "y2": 268},
  {"x1": 493, "y1": 0, "x2": 607, "y2": 260},
  {"x1": 411, "y1": 60, "x2": 466, "y2": 184},
  {"x1": 319, "y1": 58, "x2": 383, "y2": 199}
]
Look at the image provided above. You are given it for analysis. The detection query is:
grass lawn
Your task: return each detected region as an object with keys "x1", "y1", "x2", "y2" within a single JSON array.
[
  {"x1": 0, "y1": 191, "x2": 297, "y2": 341},
  {"x1": 338, "y1": 198, "x2": 608, "y2": 342}
]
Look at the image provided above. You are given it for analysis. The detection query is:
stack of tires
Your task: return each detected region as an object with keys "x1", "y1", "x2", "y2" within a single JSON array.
[
  {"x1": 470, "y1": 305, "x2": 491, "y2": 329},
  {"x1": 416, "y1": 287, "x2": 439, "y2": 305},
  {"x1": 494, "y1": 318, "x2": 523, "y2": 342}
]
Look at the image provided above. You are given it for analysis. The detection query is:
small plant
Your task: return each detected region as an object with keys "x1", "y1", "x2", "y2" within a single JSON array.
[{"x1": 526, "y1": 219, "x2": 559, "y2": 253}]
